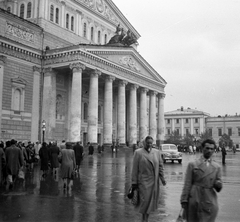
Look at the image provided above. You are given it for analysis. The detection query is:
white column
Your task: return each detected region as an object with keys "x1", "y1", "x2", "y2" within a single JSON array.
[
  {"x1": 117, "y1": 80, "x2": 128, "y2": 146},
  {"x1": 31, "y1": 66, "x2": 41, "y2": 142},
  {"x1": 0, "y1": 56, "x2": 6, "y2": 140},
  {"x1": 129, "y1": 84, "x2": 138, "y2": 146},
  {"x1": 88, "y1": 69, "x2": 101, "y2": 145},
  {"x1": 190, "y1": 118, "x2": 194, "y2": 134},
  {"x1": 42, "y1": 67, "x2": 56, "y2": 142},
  {"x1": 149, "y1": 91, "x2": 157, "y2": 143},
  {"x1": 200, "y1": 117, "x2": 204, "y2": 134},
  {"x1": 181, "y1": 118, "x2": 184, "y2": 137},
  {"x1": 139, "y1": 88, "x2": 148, "y2": 142},
  {"x1": 13, "y1": 1, "x2": 18, "y2": 15},
  {"x1": 44, "y1": 0, "x2": 49, "y2": 19},
  {"x1": 103, "y1": 75, "x2": 115, "y2": 146},
  {"x1": 69, "y1": 62, "x2": 85, "y2": 142},
  {"x1": 157, "y1": 93, "x2": 165, "y2": 145},
  {"x1": 38, "y1": 0, "x2": 45, "y2": 18},
  {"x1": 61, "y1": 1, "x2": 66, "y2": 28}
]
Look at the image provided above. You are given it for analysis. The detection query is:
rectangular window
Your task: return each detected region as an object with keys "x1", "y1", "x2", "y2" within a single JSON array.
[
  {"x1": 218, "y1": 128, "x2": 222, "y2": 136},
  {"x1": 176, "y1": 119, "x2": 179, "y2": 124},
  {"x1": 195, "y1": 118, "x2": 198, "y2": 123},
  {"x1": 167, "y1": 129, "x2": 171, "y2": 135},
  {"x1": 55, "y1": 8, "x2": 59, "y2": 24},
  {"x1": 185, "y1": 118, "x2": 189, "y2": 123},
  {"x1": 238, "y1": 128, "x2": 240, "y2": 136},
  {"x1": 176, "y1": 129, "x2": 180, "y2": 135},
  {"x1": 208, "y1": 128, "x2": 212, "y2": 136},
  {"x1": 167, "y1": 119, "x2": 170, "y2": 124},
  {"x1": 83, "y1": 23, "x2": 87, "y2": 38},
  {"x1": 195, "y1": 128, "x2": 199, "y2": 135},
  {"x1": 186, "y1": 128, "x2": 189, "y2": 135},
  {"x1": 228, "y1": 128, "x2": 232, "y2": 136}
]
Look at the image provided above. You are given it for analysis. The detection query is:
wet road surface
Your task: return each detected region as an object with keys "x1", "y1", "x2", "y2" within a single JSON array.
[{"x1": 0, "y1": 149, "x2": 240, "y2": 222}]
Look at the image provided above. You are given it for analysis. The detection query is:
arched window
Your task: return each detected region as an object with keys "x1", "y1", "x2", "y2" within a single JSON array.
[
  {"x1": 50, "y1": 5, "x2": 54, "y2": 21},
  {"x1": 7, "y1": 7, "x2": 11, "y2": 13},
  {"x1": 66, "y1": 14, "x2": 69, "y2": 29},
  {"x1": 98, "y1": 31, "x2": 101, "y2": 44},
  {"x1": 104, "y1": 34, "x2": 107, "y2": 44},
  {"x1": 84, "y1": 103, "x2": 88, "y2": 121},
  {"x1": 27, "y1": 2, "x2": 32, "y2": 18},
  {"x1": 13, "y1": 89, "x2": 21, "y2": 111},
  {"x1": 71, "y1": 16, "x2": 74, "y2": 31},
  {"x1": 98, "y1": 105, "x2": 102, "y2": 123},
  {"x1": 91, "y1": 27, "x2": 94, "y2": 41},
  {"x1": 83, "y1": 23, "x2": 87, "y2": 38},
  {"x1": 55, "y1": 8, "x2": 59, "y2": 24},
  {"x1": 20, "y1": 4, "x2": 25, "y2": 18}
]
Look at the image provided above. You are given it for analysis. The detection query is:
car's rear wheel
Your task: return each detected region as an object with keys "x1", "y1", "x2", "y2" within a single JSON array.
[{"x1": 178, "y1": 160, "x2": 182, "y2": 164}]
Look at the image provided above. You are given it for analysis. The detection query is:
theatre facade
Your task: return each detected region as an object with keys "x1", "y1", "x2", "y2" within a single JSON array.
[{"x1": 0, "y1": 0, "x2": 166, "y2": 147}]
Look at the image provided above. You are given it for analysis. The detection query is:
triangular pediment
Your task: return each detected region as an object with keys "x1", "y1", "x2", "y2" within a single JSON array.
[
  {"x1": 85, "y1": 46, "x2": 166, "y2": 85},
  {"x1": 11, "y1": 76, "x2": 28, "y2": 85}
]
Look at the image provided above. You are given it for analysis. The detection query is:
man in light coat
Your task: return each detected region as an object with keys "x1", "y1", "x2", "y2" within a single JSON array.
[
  {"x1": 180, "y1": 139, "x2": 222, "y2": 222},
  {"x1": 131, "y1": 136, "x2": 166, "y2": 222}
]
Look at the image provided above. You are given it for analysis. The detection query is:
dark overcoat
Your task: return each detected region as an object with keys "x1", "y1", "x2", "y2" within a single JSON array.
[
  {"x1": 180, "y1": 156, "x2": 222, "y2": 222},
  {"x1": 73, "y1": 144, "x2": 83, "y2": 165},
  {"x1": 39, "y1": 145, "x2": 49, "y2": 171},
  {"x1": 5, "y1": 145, "x2": 24, "y2": 176},
  {"x1": 49, "y1": 145, "x2": 60, "y2": 168},
  {"x1": 0, "y1": 148, "x2": 6, "y2": 184},
  {"x1": 131, "y1": 148, "x2": 165, "y2": 214},
  {"x1": 60, "y1": 149, "x2": 76, "y2": 179}
]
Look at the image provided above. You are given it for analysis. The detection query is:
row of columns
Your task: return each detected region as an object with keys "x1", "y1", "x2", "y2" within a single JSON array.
[{"x1": 42, "y1": 62, "x2": 165, "y2": 146}]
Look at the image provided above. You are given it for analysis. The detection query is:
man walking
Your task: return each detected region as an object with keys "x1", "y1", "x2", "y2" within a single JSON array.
[
  {"x1": 221, "y1": 145, "x2": 227, "y2": 165},
  {"x1": 73, "y1": 141, "x2": 84, "y2": 172},
  {"x1": 180, "y1": 139, "x2": 222, "y2": 222},
  {"x1": 5, "y1": 139, "x2": 24, "y2": 190}
]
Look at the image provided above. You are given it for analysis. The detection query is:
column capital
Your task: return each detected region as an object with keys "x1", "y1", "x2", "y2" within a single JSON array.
[
  {"x1": 105, "y1": 75, "x2": 115, "y2": 82},
  {"x1": 69, "y1": 62, "x2": 86, "y2": 72},
  {"x1": 149, "y1": 90, "x2": 157, "y2": 96},
  {"x1": 0, "y1": 55, "x2": 7, "y2": 64},
  {"x1": 140, "y1": 87, "x2": 148, "y2": 94},
  {"x1": 90, "y1": 69, "x2": 101, "y2": 77},
  {"x1": 43, "y1": 67, "x2": 52, "y2": 74},
  {"x1": 33, "y1": 66, "x2": 41, "y2": 73},
  {"x1": 118, "y1": 80, "x2": 128, "y2": 87},
  {"x1": 130, "y1": 84, "x2": 139, "y2": 90},
  {"x1": 158, "y1": 93, "x2": 166, "y2": 99}
]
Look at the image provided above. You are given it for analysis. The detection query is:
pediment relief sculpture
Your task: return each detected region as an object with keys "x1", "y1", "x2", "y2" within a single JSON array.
[{"x1": 119, "y1": 56, "x2": 140, "y2": 73}]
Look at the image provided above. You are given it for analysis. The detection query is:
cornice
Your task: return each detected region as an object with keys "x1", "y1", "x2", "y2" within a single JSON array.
[
  {"x1": 0, "y1": 41, "x2": 42, "y2": 65},
  {"x1": 44, "y1": 48, "x2": 165, "y2": 92}
]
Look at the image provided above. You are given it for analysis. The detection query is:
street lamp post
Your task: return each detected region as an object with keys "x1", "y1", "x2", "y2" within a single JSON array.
[{"x1": 42, "y1": 120, "x2": 46, "y2": 143}]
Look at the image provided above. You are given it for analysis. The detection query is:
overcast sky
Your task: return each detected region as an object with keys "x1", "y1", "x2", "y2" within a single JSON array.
[{"x1": 113, "y1": 0, "x2": 240, "y2": 116}]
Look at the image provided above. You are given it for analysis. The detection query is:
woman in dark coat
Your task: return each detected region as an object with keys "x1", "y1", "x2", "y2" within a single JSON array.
[
  {"x1": 49, "y1": 142, "x2": 60, "y2": 175},
  {"x1": 131, "y1": 136, "x2": 166, "y2": 222},
  {"x1": 39, "y1": 142, "x2": 49, "y2": 177},
  {"x1": 60, "y1": 142, "x2": 76, "y2": 189}
]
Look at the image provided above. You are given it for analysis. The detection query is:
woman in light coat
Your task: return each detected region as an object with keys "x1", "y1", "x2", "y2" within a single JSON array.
[
  {"x1": 131, "y1": 136, "x2": 166, "y2": 222},
  {"x1": 60, "y1": 142, "x2": 76, "y2": 189}
]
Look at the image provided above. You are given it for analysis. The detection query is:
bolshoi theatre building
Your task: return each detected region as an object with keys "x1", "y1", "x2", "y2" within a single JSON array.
[{"x1": 0, "y1": 0, "x2": 166, "y2": 148}]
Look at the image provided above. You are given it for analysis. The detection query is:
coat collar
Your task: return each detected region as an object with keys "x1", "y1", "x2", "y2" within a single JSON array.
[{"x1": 196, "y1": 156, "x2": 216, "y2": 178}]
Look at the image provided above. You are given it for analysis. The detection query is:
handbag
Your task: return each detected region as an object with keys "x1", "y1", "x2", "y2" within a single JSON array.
[
  {"x1": 18, "y1": 168, "x2": 25, "y2": 180},
  {"x1": 131, "y1": 188, "x2": 139, "y2": 206},
  {"x1": 176, "y1": 208, "x2": 186, "y2": 222}
]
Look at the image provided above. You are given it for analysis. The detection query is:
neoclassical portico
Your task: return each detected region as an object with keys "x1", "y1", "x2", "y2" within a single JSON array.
[{"x1": 41, "y1": 45, "x2": 166, "y2": 148}]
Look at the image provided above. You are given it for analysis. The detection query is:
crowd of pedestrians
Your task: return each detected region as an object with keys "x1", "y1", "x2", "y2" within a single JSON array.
[{"x1": 0, "y1": 139, "x2": 85, "y2": 191}]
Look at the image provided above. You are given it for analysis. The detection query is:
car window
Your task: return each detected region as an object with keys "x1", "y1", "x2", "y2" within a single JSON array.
[
  {"x1": 170, "y1": 145, "x2": 177, "y2": 150},
  {"x1": 162, "y1": 147, "x2": 169, "y2": 151}
]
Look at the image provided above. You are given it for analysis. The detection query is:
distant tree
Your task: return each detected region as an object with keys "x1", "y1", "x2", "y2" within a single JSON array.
[
  {"x1": 199, "y1": 129, "x2": 213, "y2": 143},
  {"x1": 165, "y1": 130, "x2": 182, "y2": 145},
  {"x1": 182, "y1": 133, "x2": 195, "y2": 146},
  {"x1": 219, "y1": 134, "x2": 233, "y2": 148}
]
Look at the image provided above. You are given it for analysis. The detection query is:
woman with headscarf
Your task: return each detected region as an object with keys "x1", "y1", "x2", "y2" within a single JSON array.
[{"x1": 60, "y1": 142, "x2": 76, "y2": 189}]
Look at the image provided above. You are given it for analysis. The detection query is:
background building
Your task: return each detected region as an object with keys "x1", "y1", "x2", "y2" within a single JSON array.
[
  {"x1": 206, "y1": 115, "x2": 240, "y2": 147},
  {"x1": 164, "y1": 106, "x2": 210, "y2": 140},
  {"x1": 0, "y1": 0, "x2": 166, "y2": 147}
]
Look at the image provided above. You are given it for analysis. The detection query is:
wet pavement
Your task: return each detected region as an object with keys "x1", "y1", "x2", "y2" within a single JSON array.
[{"x1": 0, "y1": 149, "x2": 240, "y2": 222}]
